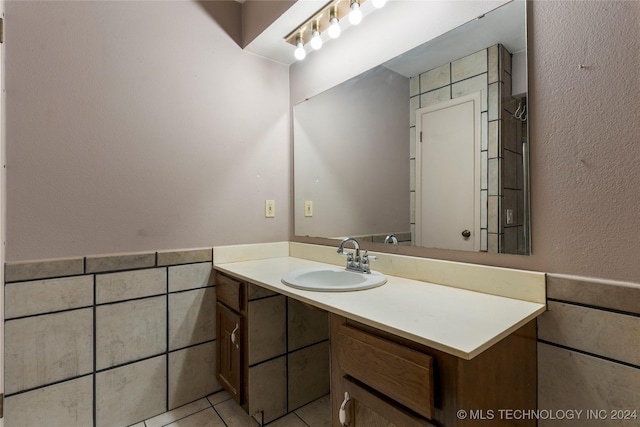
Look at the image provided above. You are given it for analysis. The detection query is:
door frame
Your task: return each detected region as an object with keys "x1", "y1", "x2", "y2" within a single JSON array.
[{"x1": 414, "y1": 92, "x2": 482, "y2": 251}]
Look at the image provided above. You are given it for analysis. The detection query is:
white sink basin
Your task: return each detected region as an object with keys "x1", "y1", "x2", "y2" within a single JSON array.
[{"x1": 281, "y1": 267, "x2": 387, "y2": 292}]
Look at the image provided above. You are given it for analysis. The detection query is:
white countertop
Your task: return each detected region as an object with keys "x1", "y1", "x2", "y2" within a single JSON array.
[{"x1": 214, "y1": 255, "x2": 546, "y2": 360}]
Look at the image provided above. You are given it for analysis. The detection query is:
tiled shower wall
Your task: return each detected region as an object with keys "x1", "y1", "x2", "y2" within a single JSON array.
[
  {"x1": 4, "y1": 248, "x2": 221, "y2": 427},
  {"x1": 537, "y1": 275, "x2": 640, "y2": 426},
  {"x1": 409, "y1": 44, "x2": 525, "y2": 253}
]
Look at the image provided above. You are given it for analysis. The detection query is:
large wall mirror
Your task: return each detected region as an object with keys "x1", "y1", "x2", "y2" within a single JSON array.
[{"x1": 293, "y1": 0, "x2": 530, "y2": 255}]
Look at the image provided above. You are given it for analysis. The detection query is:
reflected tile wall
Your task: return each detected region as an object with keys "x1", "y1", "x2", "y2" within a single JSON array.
[{"x1": 409, "y1": 44, "x2": 517, "y2": 253}]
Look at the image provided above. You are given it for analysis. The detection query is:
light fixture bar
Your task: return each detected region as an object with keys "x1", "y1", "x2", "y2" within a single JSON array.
[{"x1": 284, "y1": 0, "x2": 368, "y2": 46}]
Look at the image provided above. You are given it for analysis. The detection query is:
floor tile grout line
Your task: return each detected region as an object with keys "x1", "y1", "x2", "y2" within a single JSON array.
[
  {"x1": 211, "y1": 403, "x2": 232, "y2": 427},
  {"x1": 142, "y1": 391, "x2": 327, "y2": 427},
  {"x1": 144, "y1": 393, "x2": 232, "y2": 427},
  {"x1": 291, "y1": 411, "x2": 312, "y2": 427},
  {"x1": 155, "y1": 407, "x2": 213, "y2": 427}
]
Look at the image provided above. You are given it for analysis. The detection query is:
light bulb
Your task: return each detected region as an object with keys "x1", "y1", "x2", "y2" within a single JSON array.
[
  {"x1": 349, "y1": 1, "x2": 363, "y2": 25},
  {"x1": 372, "y1": 0, "x2": 387, "y2": 8},
  {"x1": 328, "y1": 17, "x2": 341, "y2": 39},
  {"x1": 294, "y1": 41, "x2": 306, "y2": 60},
  {"x1": 328, "y1": 9, "x2": 341, "y2": 39},
  {"x1": 310, "y1": 29, "x2": 323, "y2": 50}
]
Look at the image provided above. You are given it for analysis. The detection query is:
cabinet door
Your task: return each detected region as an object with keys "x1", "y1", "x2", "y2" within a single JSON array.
[{"x1": 216, "y1": 302, "x2": 243, "y2": 404}]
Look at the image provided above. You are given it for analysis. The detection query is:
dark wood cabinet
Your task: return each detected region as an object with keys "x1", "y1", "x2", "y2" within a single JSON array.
[
  {"x1": 215, "y1": 270, "x2": 329, "y2": 424},
  {"x1": 216, "y1": 301, "x2": 243, "y2": 403},
  {"x1": 215, "y1": 272, "x2": 247, "y2": 406},
  {"x1": 330, "y1": 314, "x2": 537, "y2": 427}
]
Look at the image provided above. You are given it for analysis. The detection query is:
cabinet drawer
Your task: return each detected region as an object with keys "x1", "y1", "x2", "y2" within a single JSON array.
[
  {"x1": 338, "y1": 377, "x2": 435, "y2": 427},
  {"x1": 335, "y1": 324, "x2": 434, "y2": 419},
  {"x1": 216, "y1": 272, "x2": 245, "y2": 312}
]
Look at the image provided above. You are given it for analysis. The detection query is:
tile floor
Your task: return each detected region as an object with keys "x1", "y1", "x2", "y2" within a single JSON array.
[{"x1": 129, "y1": 390, "x2": 331, "y2": 427}]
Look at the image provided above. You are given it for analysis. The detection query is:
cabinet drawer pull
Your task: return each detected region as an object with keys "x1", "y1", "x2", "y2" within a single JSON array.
[
  {"x1": 339, "y1": 392, "x2": 350, "y2": 426},
  {"x1": 231, "y1": 324, "x2": 240, "y2": 349}
]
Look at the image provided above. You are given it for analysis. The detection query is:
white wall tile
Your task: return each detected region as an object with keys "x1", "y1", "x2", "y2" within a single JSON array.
[
  {"x1": 539, "y1": 301, "x2": 640, "y2": 366},
  {"x1": 419, "y1": 63, "x2": 451, "y2": 92},
  {"x1": 288, "y1": 341, "x2": 330, "y2": 411},
  {"x1": 409, "y1": 75, "x2": 419, "y2": 97},
  {"x1": 288, "y1": 299, "x2": 328, "y2": 351},
  {"x1": 169, "y1": 287, "x2": 216, "y2": 351},
  {"x1": 481, "y1": 111, "x2": 488, "y2": 151},
  {"x1": 248, "y1": 356, "x2": 287, "y2": 424},
  {"x1": 169, "y1": 342, "x2": 220, "y2": 410},
  {"x1": 248, "y1": 296, "x2": 286, "y2": 365},
  {"x1": 538, "y1": 343, "x2": 640, "y2": 427},
  {"x1": 451, "y1": 49, "x2": 487, "y2": 82},
  {"x1": 452, "y1": 74, "x2": 487, "y2": 111},
  {"x1": 169, "y1": 262, "x2": 214, "y2": 292},
  {"x1": 5, "y1": 376, "x2": 93, "y2": 427},
  {"x1": 96, "y1": 296, "x2": 167, "y2": 369},
  {"x1": 409, "y1": 95, "x2": 420, "y2": 127},
  {"x1": 419, "y1": 87, "x2": 451, "y2": 109},
  {"x1": 5, "y1": 275, "x2": 93, "y2": 318},
  {"x1": 96, "y1": 355, "x2": 167, "y2": 427},
  {"x1": 96, "y1": 267, "x2": 166, "y2": 303},
  {"x1": 5, "y1": 309, "x2": 93, "y2": 394}
]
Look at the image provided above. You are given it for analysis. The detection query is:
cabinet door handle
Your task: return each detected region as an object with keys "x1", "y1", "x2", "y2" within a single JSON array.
[
  {"x1": 231, "y1": 324, "x2": 240, "y2": 349},
  {"x1": 339, "y1": 392, "x2": 350, "y2": 426}
]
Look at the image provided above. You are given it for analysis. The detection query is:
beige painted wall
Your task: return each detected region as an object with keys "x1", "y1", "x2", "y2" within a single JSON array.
[
  {"x1": 291, "y1": 0, "x2": 640, "y2": 283},
  {"x1": 525, "y1": 0, "x2": 640, "y2": 281},
  {"x1": 5, "y1": 0, "x2": 291, "y2": 261},
  {"x1": 294, "y1": 66, "x2": 409, "y2": 239},
  {"x1": 241, "y1": 0, "x2": 296, "y2": 47},
  {"x1": 6, "y1": 1, "x2": 640, "y2": 283}
]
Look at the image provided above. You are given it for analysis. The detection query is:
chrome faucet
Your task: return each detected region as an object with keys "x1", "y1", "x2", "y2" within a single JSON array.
[
  {"x1": 384, "y1": 234, "x2": 399, "y2": 245},
  {"x1": 337, "y1": 237, "x2": 375, "y2": 273}
]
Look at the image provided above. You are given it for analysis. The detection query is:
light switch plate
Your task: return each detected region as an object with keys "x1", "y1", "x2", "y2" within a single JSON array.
[
  {"x1": 304, "y1": 201, "x2": 313, "y2": 217},
  {"x1": 265, "y1": 200, "x2": 275, "y2": 218},
  {"x1": 506, "y1": 208, "x2": 514, "y2": 225}
]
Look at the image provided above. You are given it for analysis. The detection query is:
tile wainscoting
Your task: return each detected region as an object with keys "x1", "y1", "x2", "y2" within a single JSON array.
[
  {"x1": 6, "y1": 246, "x2": 640, "y2": 426},
  {"x1": 537, "y1": 274, "x2": 640, "y2": 426},
  {"x1": 4, "y1": 248, "x2": 220, "y2": 427}
]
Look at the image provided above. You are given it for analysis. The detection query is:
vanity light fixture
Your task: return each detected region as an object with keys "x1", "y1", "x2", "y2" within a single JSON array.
[
  {"x1": 349, "y1": 0, "x2": 363, "y2": 25},
  {"x1": 285, "y1": 0, "x2": 383, "y2": 61}
]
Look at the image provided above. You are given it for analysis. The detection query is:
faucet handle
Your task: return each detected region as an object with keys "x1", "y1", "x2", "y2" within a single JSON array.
[
  {"x1": 362, "y1": 250, "x2": 377, "y2": 261},
  {"x1": 340, "y1": 252, "x2": 354, "y2": 265}
]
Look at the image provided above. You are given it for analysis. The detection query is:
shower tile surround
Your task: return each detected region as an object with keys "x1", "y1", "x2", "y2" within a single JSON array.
[
  {"x1": 4, "y1": 248, "x2": 221, "y2": 427},
  {"x1": 409, "y1": 44, "x2": 526, "y2": 253}
]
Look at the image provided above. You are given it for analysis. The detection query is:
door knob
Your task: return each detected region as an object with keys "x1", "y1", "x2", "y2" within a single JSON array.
[{"x1": 461, "y1": 230, "x2": 471, "y2": 238}]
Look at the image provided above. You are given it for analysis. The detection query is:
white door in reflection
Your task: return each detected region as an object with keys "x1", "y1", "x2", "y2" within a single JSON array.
[{"x1": 415, "y1": 92, "x2": 481, "y2": 251}]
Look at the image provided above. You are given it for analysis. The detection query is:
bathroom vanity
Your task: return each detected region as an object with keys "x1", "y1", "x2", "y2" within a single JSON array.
[{"x1": 213, "y1": 242, "x2": 546, "y2": 427}]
